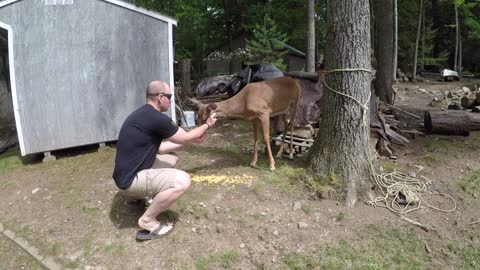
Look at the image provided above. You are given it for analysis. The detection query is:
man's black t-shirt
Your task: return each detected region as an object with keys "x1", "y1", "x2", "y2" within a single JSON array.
[{"x1": 112, "y1": 104, "x2": 179, "y2": 189}]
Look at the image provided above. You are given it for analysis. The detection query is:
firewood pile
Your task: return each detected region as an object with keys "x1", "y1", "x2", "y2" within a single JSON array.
[
  {"x1": 428, "y1": 85, "x2": 480, "y2": 111},
  {"x1": 423, "y1": 85, "x2": 480, "y2": 136},
  {"x1": 272, "y1": 127, "x2": 316, "y2": 157}
]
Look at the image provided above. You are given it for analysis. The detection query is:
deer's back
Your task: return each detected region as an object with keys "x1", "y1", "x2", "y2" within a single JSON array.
[{"x1": 240, "y1": 76, "x2": 300, "y2": 113}]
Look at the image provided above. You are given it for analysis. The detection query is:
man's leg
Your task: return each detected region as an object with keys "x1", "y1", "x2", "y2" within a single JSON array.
[
  {"x1": 137, "y1": 169, "x2": 191, "y2": 234},
  {"x1": 152, "y1": 154, "x2": 178, "y2": 169}
]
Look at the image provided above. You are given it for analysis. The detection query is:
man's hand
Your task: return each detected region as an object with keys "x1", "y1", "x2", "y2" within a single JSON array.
[{"x1": 206, "y1": 112, "x2": 217, "y2": 128}]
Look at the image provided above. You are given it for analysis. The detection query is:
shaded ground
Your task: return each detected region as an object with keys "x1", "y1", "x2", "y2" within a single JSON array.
[{"x1": 0, "y1": 80, "x2": 479, "y2": 269}]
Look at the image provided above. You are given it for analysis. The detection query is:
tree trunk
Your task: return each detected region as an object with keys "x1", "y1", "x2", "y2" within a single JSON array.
[
  {"x1": 374, "y1": 0, "x2": 394, "y2": 104},
  {"x1": 224, "y1": 0, "x2": 234, "y2": 74},
  {"x1": 412, "y1": 0, "x2": 423, "y2": 81},
  {"x1": 307, "y1": 0, "x2": 373, "y2": 208},
  {"x1": 179, "y1": 59, "x2": 192, "y2": 99},
  {"x1": 393, "y1": 0, "x2": 398, "y2": 81},
  {"x1": 458, "y1": 32, "x2": 462, "y2": 76},
  {"x1": 454, "y1": 4, "x2": 459, "y2": 72},
  {"x1": 306, "y1": 0, "x2": 316, "y2": 72},
  {"x1": 421, "y1": 4, "x2": 425, "y2": 71}
]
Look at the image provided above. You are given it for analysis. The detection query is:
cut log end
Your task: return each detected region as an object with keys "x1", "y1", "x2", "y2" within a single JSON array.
[{"x1": 424, "y1": 111, "x2": 470, "y2": 136}]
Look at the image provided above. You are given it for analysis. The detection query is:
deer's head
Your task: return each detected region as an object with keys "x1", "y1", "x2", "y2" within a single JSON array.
[
  {"x1": 189, "y1": 98, "x2": 217, "y2": 124},
  {"x1": 197, "y1": 103, "x2": 217, "y2": 123}
]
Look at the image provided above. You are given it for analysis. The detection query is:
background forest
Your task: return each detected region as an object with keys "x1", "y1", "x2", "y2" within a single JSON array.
[{"x1": 126, "y1": 0, "x2": 480, "y2": 78}]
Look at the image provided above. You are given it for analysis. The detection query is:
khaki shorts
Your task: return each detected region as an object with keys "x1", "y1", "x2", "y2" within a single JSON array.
[{"x1": 120, "y1": 154, "x2": 178, "y2": 199}]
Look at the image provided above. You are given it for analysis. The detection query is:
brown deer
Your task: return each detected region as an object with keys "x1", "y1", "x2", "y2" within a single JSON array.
[{"x1": 192, "y1": 76, "x2": 301, "y2": 171}]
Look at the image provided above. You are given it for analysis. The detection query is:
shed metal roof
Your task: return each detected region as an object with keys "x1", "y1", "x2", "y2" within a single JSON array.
[{"x1": 0, "y1": 0, "x2": 177, "y2": 25}]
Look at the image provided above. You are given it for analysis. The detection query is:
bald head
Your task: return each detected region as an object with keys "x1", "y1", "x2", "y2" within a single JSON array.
[{"x1": 146, "y1": 81, "x2": 170, "y2": 101}]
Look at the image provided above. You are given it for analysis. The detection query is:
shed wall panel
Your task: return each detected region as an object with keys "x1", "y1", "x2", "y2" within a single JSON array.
[{"x1": 0, "y1": 0, "x2": 172, "y2": 154}]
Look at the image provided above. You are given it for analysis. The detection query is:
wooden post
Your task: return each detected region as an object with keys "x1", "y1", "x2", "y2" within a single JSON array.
[{"x1": 179, "y1": 59, "x2": 192, "y2": 100}]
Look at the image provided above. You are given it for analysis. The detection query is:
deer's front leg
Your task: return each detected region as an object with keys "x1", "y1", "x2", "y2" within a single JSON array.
[
  {"x1": 250, "y1": 119, "x2": 260, "y2": 167},
  {"x1": 260, "y1": 114, "x2": 275, "y2": 171}
]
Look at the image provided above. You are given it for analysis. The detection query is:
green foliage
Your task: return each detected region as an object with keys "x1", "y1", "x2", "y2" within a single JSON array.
[
  {"x1": 460, "y1": 169, "x2": 480, "y2": 198},
  {"x1": 283, "y1": 252, "x2": 320, "y2": 270},
  {"x1": 335, "y1": 212, "x2": 345, "y2": 222},
  {"x1": 195, "y1": 250, "x2": 239, "y2": 270},
  {"x1": 424, "y1": 138, "x2": 480, "y2": 153},
  {"x1": 282, "y1": 225, "x2": 431, "y2": 269},
  {"x1": 305, "y1": 173, "x2": 344, "y2": 199},
  {"x1": 245, "y1": 15, "x2": 288, "y2": 71},
  {"x1": 270, "y1": 166, "x2": 306, "y2": 192},
  {"x1": 380, "y1": 161, "x2": 396, "y2": 173},
  {"x1": 445, "y1": 232, "x2": 480, "y2": 270},
  {"x1": 0, "y1": 150, "x2": 23, "y2": 174}
]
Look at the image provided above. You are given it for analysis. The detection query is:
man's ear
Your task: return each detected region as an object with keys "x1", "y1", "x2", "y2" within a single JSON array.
[{"x1": 207, "y1": 103, "x2": 217, "y2": 111}]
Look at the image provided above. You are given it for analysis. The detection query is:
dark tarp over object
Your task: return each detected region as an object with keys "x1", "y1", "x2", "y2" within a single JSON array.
[
  {"x1": 193, "y1": 64, "x2": 283, "y2": 98},
  {"x1": 194, "y1": 75, "x2": 232, "y2": 98},
  {"x1": 225, "y1": 64, "x2": 284, "y2": 97}
]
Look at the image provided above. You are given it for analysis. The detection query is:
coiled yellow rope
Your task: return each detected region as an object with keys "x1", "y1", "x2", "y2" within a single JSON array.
[{"x1": 370, "y1": 171, "x2": 457, "y2": 214}]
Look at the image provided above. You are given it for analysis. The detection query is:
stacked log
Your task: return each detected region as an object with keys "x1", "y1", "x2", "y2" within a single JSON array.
[{"x1": 424, "y1": 111, "x2": 480, "y2": 136}]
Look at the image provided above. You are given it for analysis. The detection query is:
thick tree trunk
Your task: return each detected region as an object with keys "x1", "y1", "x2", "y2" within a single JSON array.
[
  {"x1": 224, "y1": 0, "x2": 234, "y2": 74},
  {"x1": 432, "y1": 0, "x2": 442, "y2": 58},
  {"x1": 421, "y1": 5, "x2": 425, "y2": 71},
  {"x1": 454, "y1": 4, "x2": 459, "y2": 72},
  {"x1": 179, "y1": 59, "x2": 192, "y2": 99},
  {"x1": 393, "y1": 0, "x2": 398, "y2": 81},
  {"x1": 374, "y1": 0, "x2": 394, "y2": 104},
  {"x1": 307, "y1": 0, "x2": 373, "y2": 208},
  {"x1": 412, "y1": 0, "x2": 423, "y2": 81},
  {"x1": 306, "y1": 0, "x2": 316, "y2": 72},
  {"x1": 458, "y1": 33, "x2": 462, "y2": 75}
]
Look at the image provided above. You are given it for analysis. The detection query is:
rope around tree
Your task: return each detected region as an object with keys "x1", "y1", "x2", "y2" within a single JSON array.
[{"x1": 323, "y1": 68, "x2": 457, "y2": 214}]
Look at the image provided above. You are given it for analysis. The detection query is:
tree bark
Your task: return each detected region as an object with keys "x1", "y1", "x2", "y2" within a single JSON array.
[
  {"x1": 458, "y1": 31, "x2": 462, "y2": 76},
  {"x1": 179, "y1": 59, "x2": 192, "y2": 99},
  {"x1": 393, "y1": 0, "x2": 398, "y2": 81},
  {"x1": 421, "y1": 4, "x2": 425, "y2": 71},
  {"x1": 454, "y1": 4, "x2": 459, "y2": 72},
  {"x1": 374, "y1": 0, "x2": 394, "y2": 104},
  {"x1": 306, "y1": 0, "x2": 316, "y2": 72},
  {"x1": 412, "y1": 0, "x2": 423, "y2": 81},
  {"x1": 224, "y1": 0, "x2": 234, "y2": 74},
  {"x1": 307, "y1": 0, "x2": 373, "y2": 208}
]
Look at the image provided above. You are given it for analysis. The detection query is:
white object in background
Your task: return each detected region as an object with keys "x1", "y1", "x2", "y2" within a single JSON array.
[{"x1": 181, "y1": 111, "x2": 196, "y2": 128}]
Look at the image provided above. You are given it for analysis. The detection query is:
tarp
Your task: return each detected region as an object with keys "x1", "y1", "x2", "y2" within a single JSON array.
[{"x1": 194, "y1": 64, "x2": 283, "y2": 98}]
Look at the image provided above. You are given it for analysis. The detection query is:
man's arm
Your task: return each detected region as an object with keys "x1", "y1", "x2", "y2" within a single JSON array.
[
  {"x1": 166, "y1": 113, "x2": 217, "y2": 145},
  {"x1": 158, "y1": 141, "x2": 184, "y2": 154}
]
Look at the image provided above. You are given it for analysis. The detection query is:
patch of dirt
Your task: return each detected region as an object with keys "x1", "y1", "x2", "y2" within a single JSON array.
[{"x1": 0, "y1": 80, "x2": 479, "y2": 269}]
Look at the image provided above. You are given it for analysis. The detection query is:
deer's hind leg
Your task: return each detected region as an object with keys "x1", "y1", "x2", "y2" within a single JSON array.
[
  {"x1": 276, "y1": 114, "x2": 290, "y2": 158},
  {"x1": 259, "y1": 114, "x2": 275, "y2": 171},
  {"x1": 288, "y1": 101, "x2": 299, "y2": 160},
  {"x1": 250, "y1": 119, "x2": 260, "y2": 167}
]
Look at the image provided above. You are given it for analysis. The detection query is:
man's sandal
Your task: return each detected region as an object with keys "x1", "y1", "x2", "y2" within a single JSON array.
[{"x1": 135, "y1": 222, "x2": 176, "y2": 241}]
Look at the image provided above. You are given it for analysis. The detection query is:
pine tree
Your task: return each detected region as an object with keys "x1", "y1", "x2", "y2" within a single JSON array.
[{"x1": 245, "y1": 15, "x2": 289, "y2": 71}]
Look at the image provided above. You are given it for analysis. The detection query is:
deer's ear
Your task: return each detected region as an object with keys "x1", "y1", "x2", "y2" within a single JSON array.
[
  {"x1": 207, "y1": 104, "x2": 217, "y2": 111},
  {"x1": 188, "y1": 98, "x2": 202, "y2": 111}
]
